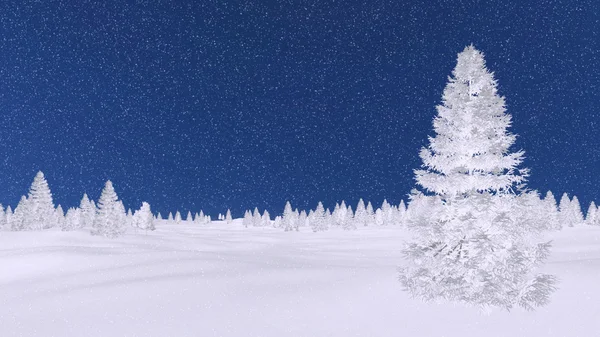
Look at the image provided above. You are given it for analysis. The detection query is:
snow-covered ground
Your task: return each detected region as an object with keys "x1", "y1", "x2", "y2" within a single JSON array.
[{"x1": 1, "y1": 221, "x2": 599, "y2": 337}]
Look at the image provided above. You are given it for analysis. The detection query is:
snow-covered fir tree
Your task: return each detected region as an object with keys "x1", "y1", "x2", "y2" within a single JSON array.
[
  {"x1": 225, "y1": 209, "x2": 233, "y2": 224},
  {"x1": 273, "y1": 216, "x2": 282, "y2": 228},
  {"x1": 354, "y1": 199, "x2": 367, "y2": 227},
  {"x1": 54, "y1": 205, "x2": 65, "y2": 229},
  {"x1": 134, "y1": 202, "x2": 155, "y2": 233},
  {"x1": 21, "y1": 171, "x2": 56, "y2": 230},
  {"x1": 366, "y1": 201, "x2": 375, "y2": 225},
  {"x1": 398, "y1": 46, "x2": 556, "y2": 311},
  {"x1": 174, "y1": 211, "x2": 182, "y2": 224},
  {"x1": 5, "y1": 206, "x2": 13, "y2": 230},
  {"x1": 298, "y1": 210, "x2": 308, "y2": 228},
  {"x1": 558, "y1": 193, "x2": 573, "y2": 227},
  {"x1": 343, "y1": 205, "x2": 356, "y2": 230},
  {"x1": 282, "y1": 201, "x2": 297, "y2": 231},
  {"x1": 91, "y1": 181, "x2": 127, "y2": 238},
  {"x1": 585, "y1": 201, "x2": 599, "y2": 226},
  {"x1": 11, "y1": 196, "x2": 28, "y2": 231},
  {"x1": 569, "y1": 196, "x2": 584, "y2": 226},
  {"x1": 79, "y1": 193, "x2": 96, "y2": 229},
  {"x1": 252, "y1": 207, "x2": 261, "y2": 227},
  {"x1": 380, "y1": 199, "x2": 391, "y2": 226},
  {"x1": 398, "y1": 200, "x2": 408, "y2": 225},
  {"x1": 187, "y1": 211, "x2": 193, "y2": 223},
  {"x1": 310, "y1": 202, "x2": 328, "y2": 232},
  {"x1": 335, "y1": 201, "x2": 348, "y2": 227},
  {"x1": 63, "y1": 207, "x2": 81, "y2": 231},
  {"x1": 243, "y1": 210, "x2": 252, "y2": 228},
  {"x1": 542, "y1": 191, "x2": 560, "y2": 230},
  {"x1": 167, "y1": 212, "x2": 173, "y2": 221},
  {"x1": 126, "y1": 209, "x2": 134, "y2": 229},
  {"x1": 0, "y1": 204, "x2": 5, "y2": 229},
  {"x1": 156, "y1": 212, "x2": 163, "y2": 220},
  {"x1": 261, "y1": 210, "x2": 271, "y2": 226},
  {"x1": 374, "y1": 208, "x2": 384, "y2": 226}
]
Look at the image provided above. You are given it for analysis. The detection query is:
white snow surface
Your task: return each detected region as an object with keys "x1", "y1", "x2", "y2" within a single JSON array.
[{"x1": 0, "y1": 220, "x2": 599, "y2": 336}]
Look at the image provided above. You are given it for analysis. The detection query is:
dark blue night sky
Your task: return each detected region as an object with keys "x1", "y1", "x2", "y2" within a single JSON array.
[{"x1": 0, "y1": 0, "x2": 598, "y2": 217}]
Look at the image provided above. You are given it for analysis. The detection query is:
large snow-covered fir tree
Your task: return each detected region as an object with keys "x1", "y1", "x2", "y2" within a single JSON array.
[
  {"x1": 398, "y1": 45, "x2": 556, "y2": 311},
  {"x1": 92, "y1": 180, "x2": 127, "y2": 238}
]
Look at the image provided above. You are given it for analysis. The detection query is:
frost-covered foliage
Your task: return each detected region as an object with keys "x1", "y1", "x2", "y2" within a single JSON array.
[
  {"x1": 91, "y1": 181, "x2": 127, "y2": 238},
  {"x1": 398, "y1": 46, "x2": 556, "y2": 311}
]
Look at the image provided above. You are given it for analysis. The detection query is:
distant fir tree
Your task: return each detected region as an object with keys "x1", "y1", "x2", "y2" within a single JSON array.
[
  {"x1": 298, "y1": 210, "x2": 308, "y2": 228},
  {"x1": 186, "y1": 211, "x2": 192, "y2": 223},
  {"x1": 225, "y1": 209, "x2": 233, "y2": 224},
  {"x1": 366, "y1": 201, "x2": 375, "y2": 226},
  {"x1": 282, "y1": 201, "x2": 296, "y2": 231},
  {"x1": 11, "y1": 196, "x2": 28, "y2": 231},
  {"x1": 273, "y1": 216, "x2": 282, "y2": 228},
  {"x1": 92, "y1": 181, "x2": 127, "y2": 238},
  {"x1": 398, "y1": 46, "x2": 555, "y2": 311},
  {"x1": 54, "y1": 205, "x2": 65, "y2": 229},
  {"x1": 126, "y1": 209, "x2": 134, "y2": 229},
  {"x1": 343, "y1": 205, "x2": 356, "y2": 230},
  {"x1": 542, "y1": 191, "x2": 560, "y2": 230},
  {"x1": 156, "y1": 212, "x2": 163, "y2": 221},
  {"x1": 22, "y1": 171, "x2": 56, "y2": 230},
  {"x1": 569, "y1": 196, "x2": 584, "y2": 226},
  {"x1": 134, "y1": 202, "x2": 155, "y2": 233},
  {"x1": 310, "y1": 202, "x2": 328, "y2": 232},
  {"x1": 63, "y1": 207, "x2": 81, "y2": 231},
  {"x1": 558, "y1": 193, "x2": 571, "y2": 226},
  {"x1": 374, "y1": 208, "x2": 384, "y2": 226},
  {"x1": 585, "y1": 201, "x2": 598, "y2": 225},
  {"x1": 354, "y1": 199, "x2": 367, "y2": 227},
  {"x1": 174, "y1": 211, "x2": 182, "y2": 224},
  {"x1": 252, "y1": 207, "x2": 261, "y2": 227},
  {"x1": 380, "y1": 199, "x2": 391, "y2": 226},
  {"x1": 0, "y1": 204, "x2": 5, "y2": 229},
  {"x1": 261, "y1": 210, "x2": 271, "y2": 227},
  {"x1": 167, "y1": 212, "x2": 173, "y2": 221},
  {"x1": 5, "y1": 206, "x2": 13, "y2": 230},
  {"x1": 398, "y1": 200, "x2": 408, "y2": 225},
  {"x1": 79, "y1": 193, "x2": 96, "y2": 229},
  {"x1": 243, "y1": 210, "x2": 252, "y2": 228}
]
